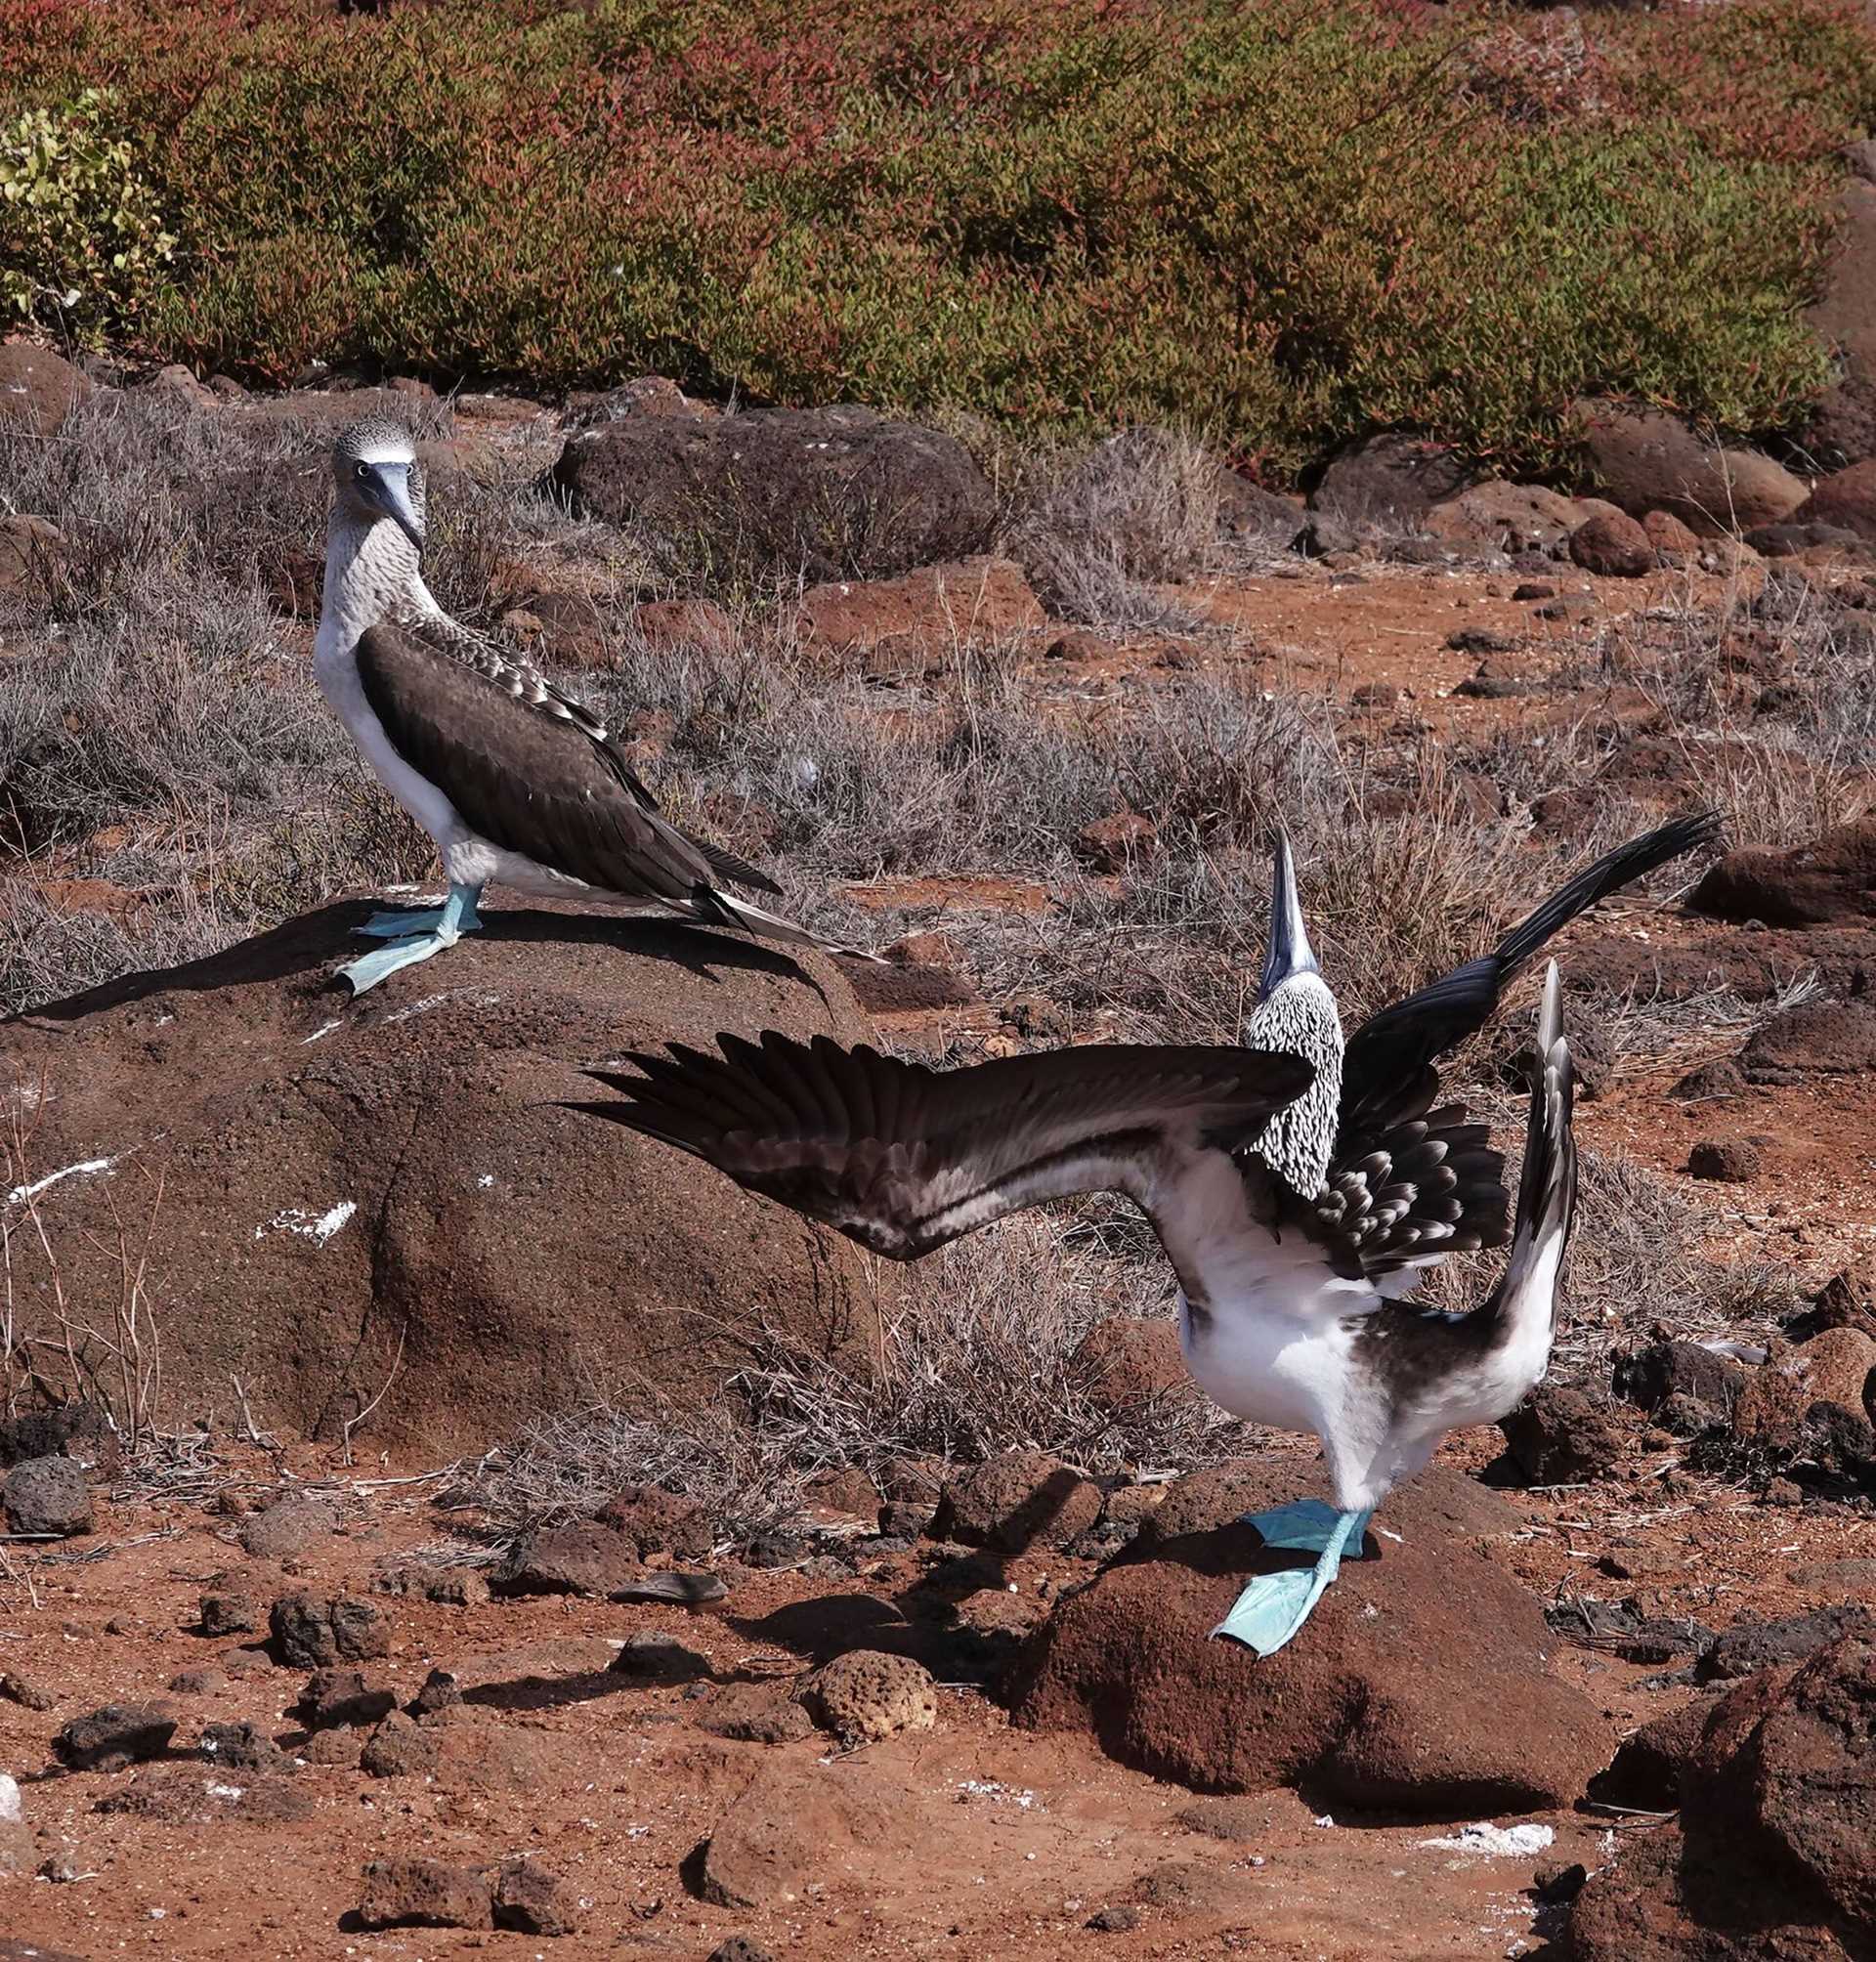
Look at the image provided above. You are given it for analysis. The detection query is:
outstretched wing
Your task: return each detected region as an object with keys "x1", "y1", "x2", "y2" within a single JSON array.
[
  {"x1": 573, "y1": 1033, "x2": 1313, "y2": 1262},
  {"x1": 354, "y1": 612, "x2": 782, "y2": 903},
  {"x1": 1308, "y1": 812, "x2": 1717, "y2": 1285},
  {"x1": 1338, "y1": 810, "x2": 1719, "y2": 1123}
]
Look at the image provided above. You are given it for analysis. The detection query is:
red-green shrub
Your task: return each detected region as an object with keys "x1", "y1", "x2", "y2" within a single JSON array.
[{"x1": 2, "y1": 0, "x2": 1870, "y2": 473}]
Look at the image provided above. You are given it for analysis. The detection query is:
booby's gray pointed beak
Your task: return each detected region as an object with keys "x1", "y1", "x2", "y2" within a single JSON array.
[
  {"x1": 1260, "y1": 827, "x2": 1318, "y2": 996},
  {"x1": 362, "y1": 462, "x2": 425, "y2": 556}
]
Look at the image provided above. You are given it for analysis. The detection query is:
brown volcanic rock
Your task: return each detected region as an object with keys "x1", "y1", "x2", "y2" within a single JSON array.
[
  {"x1": 932, "y1": 1452, "x2": 1103, "y2": 1555},
  {"x1": 1571, "y1": 1635, "x2": 1876, "y2": 1958},
  {"x1": 0, "y1": 906, "x2": 879, "y2": 1453},
  {"x1": 1422, "y1": 479, "x2": 1583, "y2": 553},
  {"x1": 1812, "y1": 1259, "x2": 1876, "y2": 1344},
  {"x1": 357, "y1": 1857, "x2": 493, "y2": 1932},
  {"x1": 1690, "y1": 821, "x2": 1876, "y2": 927},
  {"x1": 1643, "y1": 509, "x2": 1703, "y2": 559},
  {"x1": 1569, "y1": 511, "x2": 1656, "y2": 576},
  {"x1": 1009, "y1": 1476, "x2": 1600, "y2": 1811},
  {"x1": 495, "y1": 1523, "x2": 657, "y2": 1598},
  {"x1": 1069, "y1": 1318, "x2": 1193, "y2": 1421},
  {"x1": 549, "y1": 405, "x2": 996, "y2": 578},
  {"x1": 0, "y1": 342, "x2": 93, "y2": 436},
  {"x1": 1733, "y1": 1332, "x2": 1876, "y2": 1440},
  {"x1": 1573, "y1": 401, "x2": 1806, "y2": 535},
  {"x1": 1713, "y1": 1636, "x2": 1876, "y2": 1939},
  {"x1": 1563, "y1": 922, "x2": 1876, "y2": 1008},
  {"x1": 1567, "y1": 1825, "x2": 1855, "y2": 1962},
  {"x1": 1307, "y1": 434, "x2": 1480, "y2": 523},
  {"x1": 1796, "y1": 459, "x2": 1876, "y2": 541},
  {"x1": 697, "y1": 1764, "x2": 857, "y2": 1909},
  {"x1": 1744, "y1": 1001, "x2": 1876, "y2": 1080},
  {"x1": 1498, "y1": 1385, "x2": 1634, "y2": 1483}
]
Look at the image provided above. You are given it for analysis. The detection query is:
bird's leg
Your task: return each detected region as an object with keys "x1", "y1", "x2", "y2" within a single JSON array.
[
  {"x1": 1209, "y1": 1499, "x2": 1373, "y2": 1657},
  {"x1": 338, "y1": 881, "x2": 484, "y2": 997}
]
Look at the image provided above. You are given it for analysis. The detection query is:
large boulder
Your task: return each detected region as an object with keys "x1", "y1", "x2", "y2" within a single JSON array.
[
  {"x1": 1570, "y1": 1635, "x2": 1876, "y2": 1959},
  {"x1": 1306, "y1": 434, "x2": 1481, "y2": 525},
  {"x1": 1572, "y1": 401, "x2": 1807, "y2": 536},
  {"x1": 548, "y1": 405, "x2": 997, "y2": 578},
  {"x1": 1689, "y1": 820, "x2": 1876, "y2": 928},
  {"x1": 1, "y1": 902, "x2": 881, "y2": 1452},
  {"x1": 1007, "y1": 1461, "x2": 1603, "y2": 1813},
  {"x1": 0, "y1": 341, "x2": 93, "y2": 436},
  {"x1": 1743, "y1": 1000, "x2": 1876, "y2": 1081}
]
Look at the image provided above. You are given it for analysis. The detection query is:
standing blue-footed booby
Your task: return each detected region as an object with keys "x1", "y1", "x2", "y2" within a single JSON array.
[
  {"x1": 568, "y1": 813, "x2": 1717, "y2": 1652},
  {"x1": 314, "y1": 416, "x2": 872, "y2": 995}
]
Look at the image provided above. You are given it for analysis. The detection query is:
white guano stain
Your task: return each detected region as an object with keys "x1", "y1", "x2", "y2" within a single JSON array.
[
  {"x1": 5, "y1": 1156, "x2": 116, "y2": 1207},
  {"x1": 1419, "y1": 1822, "x2": 1555, "y2": 1857},
  {"x1": 257, "y1": 1201, "x2": 358, "y2": 1248}
]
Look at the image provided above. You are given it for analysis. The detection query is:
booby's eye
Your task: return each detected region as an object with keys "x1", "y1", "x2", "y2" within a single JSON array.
[{"x1": 355, "y1": 461, "x2": 371, "y2": 480}]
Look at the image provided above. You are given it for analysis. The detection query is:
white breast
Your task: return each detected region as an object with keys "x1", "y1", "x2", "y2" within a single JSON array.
[
  {"x1": 1156, "y1": 1147, "x2": 1378, "y2": 1437},
  {"x1": 1178, "y1": 1285, "x2": 1362, "y2": 1435}
]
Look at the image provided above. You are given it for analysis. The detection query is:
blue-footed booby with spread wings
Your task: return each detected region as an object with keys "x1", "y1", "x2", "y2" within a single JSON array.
[
  {"x1": 570, "y1": 812, "x2": 1717, "y2": 1652},
  {"x1": 314, "y1": 416, "x2": 873, "y2": 995}
]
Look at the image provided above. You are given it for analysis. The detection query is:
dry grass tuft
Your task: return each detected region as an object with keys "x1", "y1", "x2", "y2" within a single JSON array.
[{"x1": 1010, "y1": 428, "x2": 1224, "y2": 631}]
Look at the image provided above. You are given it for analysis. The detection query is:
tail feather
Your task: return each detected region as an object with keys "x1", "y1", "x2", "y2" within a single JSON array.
[
  {"x1": 686, "y1": 884, "x2": 886, "y2": 963},
  {"x1": 694, "y1": 837, "x2": 785, "y2": 897},
  {"x1": 1481, "y1": 961, "x2": 1577, "y2": 1355}
]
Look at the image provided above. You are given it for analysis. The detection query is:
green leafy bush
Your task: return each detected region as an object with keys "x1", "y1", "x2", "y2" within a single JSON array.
[
  {"x1": 1, "y1": 0, "x2": 1871, "y2": 473},
  {"x1": 0, "y1": 87, "x2": 175, "y2": 338}
]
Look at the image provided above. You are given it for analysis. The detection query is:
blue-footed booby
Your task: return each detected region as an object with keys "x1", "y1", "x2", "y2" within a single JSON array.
[
  {"x1": 314, "y1": 416, "x2": 873, "y2": 995},
  {"x1": 570, "y1": 814, "x2": 1717, "y2": 1649}
]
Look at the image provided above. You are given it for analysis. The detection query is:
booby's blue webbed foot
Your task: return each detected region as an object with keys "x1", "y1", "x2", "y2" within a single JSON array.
[
  {"x1": 355, "y1": 883, "x2": 486, "y2": 941},
  {"x1": 1211, "y1": 1499, "x2": 1373, "y2": 1657},
  {"x1": 339, "y1": 882, "x2": 483, "y2": 997}
]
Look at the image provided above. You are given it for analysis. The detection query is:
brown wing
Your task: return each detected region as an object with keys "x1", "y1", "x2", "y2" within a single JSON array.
[
  {"x1": 1311, "y1": 812, "x2": 1718, "y2": 1286},
  {"x1": 573, "y1": 1033, "x2": 1314, "y2": 1261},
  {"x1": 354, "y1": 615, "x2": 781, "y2": 901},
  {"x1": 1339, "y1": 811, "x2": 1719, "y2": 1121}
]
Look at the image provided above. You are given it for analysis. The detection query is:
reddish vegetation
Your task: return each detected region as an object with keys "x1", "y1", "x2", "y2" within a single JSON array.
[{"x1": 5, "y1": 0, "x2": 1873, "y2": 465}]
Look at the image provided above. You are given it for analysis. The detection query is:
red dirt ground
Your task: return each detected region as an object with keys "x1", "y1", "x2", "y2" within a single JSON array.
[{"x1": 6, "y1": 547, "x2": 1874, "y2": 1959}]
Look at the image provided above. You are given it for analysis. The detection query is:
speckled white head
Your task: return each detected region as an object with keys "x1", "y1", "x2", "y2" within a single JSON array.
[
  {"x1": 332, "y1": 416, "x2": 425, "y2": 551},
  {"x1": 1241, "y1": 828, "x2": 1344, "y2": 1198}
]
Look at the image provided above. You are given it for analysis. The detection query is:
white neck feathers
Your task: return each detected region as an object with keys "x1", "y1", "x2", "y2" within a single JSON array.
[
  {"x1": 1242, "y1": 972, "x2": 1344, "y2": 1199},
  {"x1": 320, "y1": 513, "x2": 436, "y2": 650}
]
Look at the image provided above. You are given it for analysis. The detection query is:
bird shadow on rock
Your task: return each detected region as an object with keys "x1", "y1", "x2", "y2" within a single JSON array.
[
  {"x1": 464, "y1": 1630, "x2": 727, "y2": 1714},
  {"x1": 1104, "y1": 1518, "x2": 1379, "y2": 1582},
  {"x1": 461, "y1": 1666, "x2": 644, "y2": 1715},
  {"x1": 15, "y1": 898, "x2": 830, "y2": 1025},
  {"x1": 469, "y1": 908, "x2": 831, "y2": 999}
]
